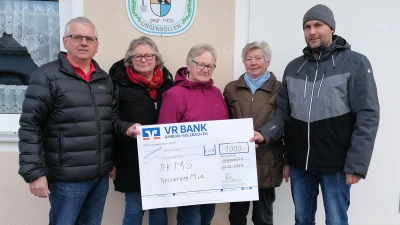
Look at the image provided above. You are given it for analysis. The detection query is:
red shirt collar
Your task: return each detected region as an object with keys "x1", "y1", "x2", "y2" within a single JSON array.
[{"x1": 64, "y1": 54, "x2": 96, "y2": 82}]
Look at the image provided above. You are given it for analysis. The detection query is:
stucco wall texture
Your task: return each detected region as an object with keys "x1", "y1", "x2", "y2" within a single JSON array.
[
  {"x1": 0, "y1": 1, "x2": 235, "y2": 224},
  {"x1": 85, "y1": 0, "x2": 235, "y2": 92}
]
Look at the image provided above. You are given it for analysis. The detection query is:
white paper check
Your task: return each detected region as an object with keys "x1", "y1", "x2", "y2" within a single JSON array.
[{"x1": 136, "y1": 118, "x2": 258, "y2": 210}]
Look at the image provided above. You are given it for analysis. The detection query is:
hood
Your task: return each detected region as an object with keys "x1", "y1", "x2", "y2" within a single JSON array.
[
  {"x1": 303, "y1": 35, "x2": 351, "y2": 61},
  {"x1": 109, "y1": 58, "x2": 130, "y2": 85},
  {"x1": 174, "y1": 67, "x2": 214, "y2": 89}
]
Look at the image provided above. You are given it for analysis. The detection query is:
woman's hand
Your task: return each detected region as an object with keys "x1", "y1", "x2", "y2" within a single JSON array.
[
  {"x1": 109, "y1": 166, "x2": 117, "y2": 180},
  {"x1": 283, "y1": 165, "x2": 290, "y2": 182},
  {"x1": 126, "y1": 123, "x2": 141, "y2": 138}
]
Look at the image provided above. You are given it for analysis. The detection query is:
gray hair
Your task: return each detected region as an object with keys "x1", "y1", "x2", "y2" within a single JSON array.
[
  {"x1": 124, "y1": 36, "x2": 164, "y2": 68},
  {"x1": 186, "y1": 43, "x2": 217, "y2": 64},
  {"x1": 64, "y1": 17, "x2": 98, "y2": 37},
  {"x1": 242, "y1": 41, "x2": 272, "y2": 63}
]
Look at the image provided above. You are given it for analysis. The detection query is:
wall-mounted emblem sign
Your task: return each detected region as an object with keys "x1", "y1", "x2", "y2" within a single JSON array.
[{"x1": 126, "y1": 0, "x2": 197, "y2": 36}]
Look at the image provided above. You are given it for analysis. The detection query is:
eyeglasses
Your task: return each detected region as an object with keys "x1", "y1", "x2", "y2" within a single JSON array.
[
  {"x1": 131, "y1": 54, "x2": 156, "y2": 61},
  {"x1": 192, "y1": 60, "x2": 216, "y2": 71},
  {"x1": 65, "y1": 34, "x2": 98, "y2": 43}
]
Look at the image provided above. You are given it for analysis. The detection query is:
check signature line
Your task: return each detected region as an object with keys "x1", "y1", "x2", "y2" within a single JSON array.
[
  {"x1": 145, "y1": 153, "x2": 201, "y2": 159},
  {"x1": 144, "y1": 146, "x2": 202, "y2": 159},
  {"x1": 144, "y1": 147, "x2": 162, "y2": 158}
]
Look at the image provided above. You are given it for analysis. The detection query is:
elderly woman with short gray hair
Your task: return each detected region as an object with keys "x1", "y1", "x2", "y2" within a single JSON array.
[
  {"x1": 158, "y1": 43, "x2": 229, "y2": 225},
  {"x1": 109, "y1": 36, "x2": 174, "y2": 225},
  {"x1": 223, "y1": 41, "x2": 287, "y2": 225}
]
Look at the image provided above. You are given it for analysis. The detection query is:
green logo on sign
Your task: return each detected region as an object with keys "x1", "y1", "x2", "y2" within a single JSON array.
[{"x1": 127, "y1": 0, "x2": 197, "y2": 36}]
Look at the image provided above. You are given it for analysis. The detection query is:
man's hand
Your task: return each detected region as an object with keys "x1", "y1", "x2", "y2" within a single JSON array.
[
  {"x1": 126, "y1": 123, "x2": 141, "y2": 138},
  {"x1": 249, "y1": 131, "x2": 265, "y2": 148},
  {"x1": 283, "y1": 165, "x2": 290, "y2": 182},
  {"x1": 29, "y1": 176, "x2": 50, "y2": 198},
  {"x1": 346, "y1": 173, "x2": 361, "y2": 185},
  {"x1": 109, "y1": 166, "x2": 117, "y2": 180}
]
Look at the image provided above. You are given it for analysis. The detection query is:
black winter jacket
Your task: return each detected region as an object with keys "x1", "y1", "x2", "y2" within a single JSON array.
[
  {"x1": 18, "y1": 52, "x2": 130, "y2": 183},
  {"x1": 109, "y1": 59, "x2": 174, "y2": 192}
]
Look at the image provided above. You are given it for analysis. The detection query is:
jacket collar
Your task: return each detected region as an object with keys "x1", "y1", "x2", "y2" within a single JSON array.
[
  {"x1": 303, "y1": 35, "x2": 351, "y2": 61},
  {"x1": 58, "y1": 51, "x2": 108, "y2": 81},
  {"x1": 236, "y1": 72, "x2": 277, "y2": 92}
]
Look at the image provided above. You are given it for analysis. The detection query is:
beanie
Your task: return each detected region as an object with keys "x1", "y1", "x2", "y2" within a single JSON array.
[{"x1": 303, "y1": 4, "x2": 335, "y2": 30}]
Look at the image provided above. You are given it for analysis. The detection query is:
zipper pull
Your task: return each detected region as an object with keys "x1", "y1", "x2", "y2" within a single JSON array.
[{"x1": 154, "y1": 102, "x2": 158, "y2": 109}]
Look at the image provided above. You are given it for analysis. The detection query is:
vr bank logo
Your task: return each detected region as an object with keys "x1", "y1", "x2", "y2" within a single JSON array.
[{"x1": 142, "y1": 127, "x2": 161, "y2": 140}]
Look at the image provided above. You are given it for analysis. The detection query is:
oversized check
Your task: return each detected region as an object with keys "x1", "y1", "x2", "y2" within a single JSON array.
[{"x1": 137, "y1": 118, "x2": 258, "y2": 210}]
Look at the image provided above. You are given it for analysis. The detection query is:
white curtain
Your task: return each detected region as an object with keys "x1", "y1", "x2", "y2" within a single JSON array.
[
  {"x1": 0, "y1": 1, "x2": 59, "y2": 113},
  {"x1": 0, "y1": 85, "x2": 27, "y2": 113},
  {"x1": 0, "y1": 1, "x2": 60, "y2": 67}
]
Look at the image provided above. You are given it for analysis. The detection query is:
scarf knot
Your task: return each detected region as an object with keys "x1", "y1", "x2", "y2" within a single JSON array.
[{"x1": 126, "y1": 67, "x2": 164, "y2": 100}]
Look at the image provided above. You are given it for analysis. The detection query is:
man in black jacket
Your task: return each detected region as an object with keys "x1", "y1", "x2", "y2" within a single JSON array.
[
  {"x1": 18, "y1": 17, "x2": 138, "y2": 225},
  {"x1": 251, "y1": 4, "x2": 379, "y2": 225}
]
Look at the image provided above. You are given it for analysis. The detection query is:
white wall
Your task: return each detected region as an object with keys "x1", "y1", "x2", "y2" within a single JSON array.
[{"x1": 245, "y1": 0, "x2": 400, "y2": 224}]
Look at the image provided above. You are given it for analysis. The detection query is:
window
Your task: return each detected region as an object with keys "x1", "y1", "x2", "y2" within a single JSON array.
[
  {"x1": 0, "y1": 0, "x2": 59, "y2": 114},
  {"x1": 0, "y1": 0, "x2": 82, "y2": 144}
]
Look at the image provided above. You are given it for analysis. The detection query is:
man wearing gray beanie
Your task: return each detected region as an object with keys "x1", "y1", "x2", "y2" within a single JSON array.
[
  {"x1": 303, "y1": 4, "x2": 336, "y2": 30},
  {"x1": 252, "y1": 4, "x2": 379, "y2": 225}
]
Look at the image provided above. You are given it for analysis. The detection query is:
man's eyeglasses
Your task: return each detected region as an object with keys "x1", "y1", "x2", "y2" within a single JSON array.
[
  {"x1": 131, "y1": 54, "x2": 156, "y2": 61},
  {"x1": 65, "y1": 34, "x2": 98, "y2": 43},
  {"x1": 192, "y1": 60, "x2": 216, "y2": 71}
]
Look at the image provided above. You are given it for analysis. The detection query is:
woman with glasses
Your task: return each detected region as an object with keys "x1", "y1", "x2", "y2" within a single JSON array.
[
  {"x1": 108, "y1": 36, "x2": 174, "y2": 225},
  {"x1": 223, "y1": 41, "x2": 286, "y2": 225},
  {"x1": 158, "y1": 43, "x2": 229, "y2": 225}
]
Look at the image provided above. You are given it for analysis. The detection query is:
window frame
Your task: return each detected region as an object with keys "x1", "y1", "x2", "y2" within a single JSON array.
[{"x1": 0, "y1": 0, "x2": 83, "y2": 146}]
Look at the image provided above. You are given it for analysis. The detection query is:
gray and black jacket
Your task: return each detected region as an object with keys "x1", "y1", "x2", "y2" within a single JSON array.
[{"x1": 258, "y1": 35, "x2": 379, "y2": 178}]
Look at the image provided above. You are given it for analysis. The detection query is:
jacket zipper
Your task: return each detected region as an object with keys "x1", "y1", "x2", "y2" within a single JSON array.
[
  {"x1": 317, "y1": 73, "x2": 325, "y2": 99},
  {"x1": 305, "y1": 60, "x2": 319, "y2": 171},
  {"x1": 88, "y1": 83, "x2": 102, "y2": 176},
  {"x1": 134, "y1": 85, "x2": 158, "y2": 112},
  {"x1": 250, "y1": 94, "x2": 254, "y2": 118},
  {"x1": 248, "y1": 87, "x2": 258, "y2": 119},
  {"x1": 303, "y1": 75, "x2": 308, "y2": 99}
]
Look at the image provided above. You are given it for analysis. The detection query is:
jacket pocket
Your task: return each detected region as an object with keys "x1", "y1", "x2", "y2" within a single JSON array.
[
  {"x1": 58, "y1": 133, "x2": 64, "y2": 171},
  {"x1": 268, "y1": 141, "x2": 284, "y2": 161}
]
